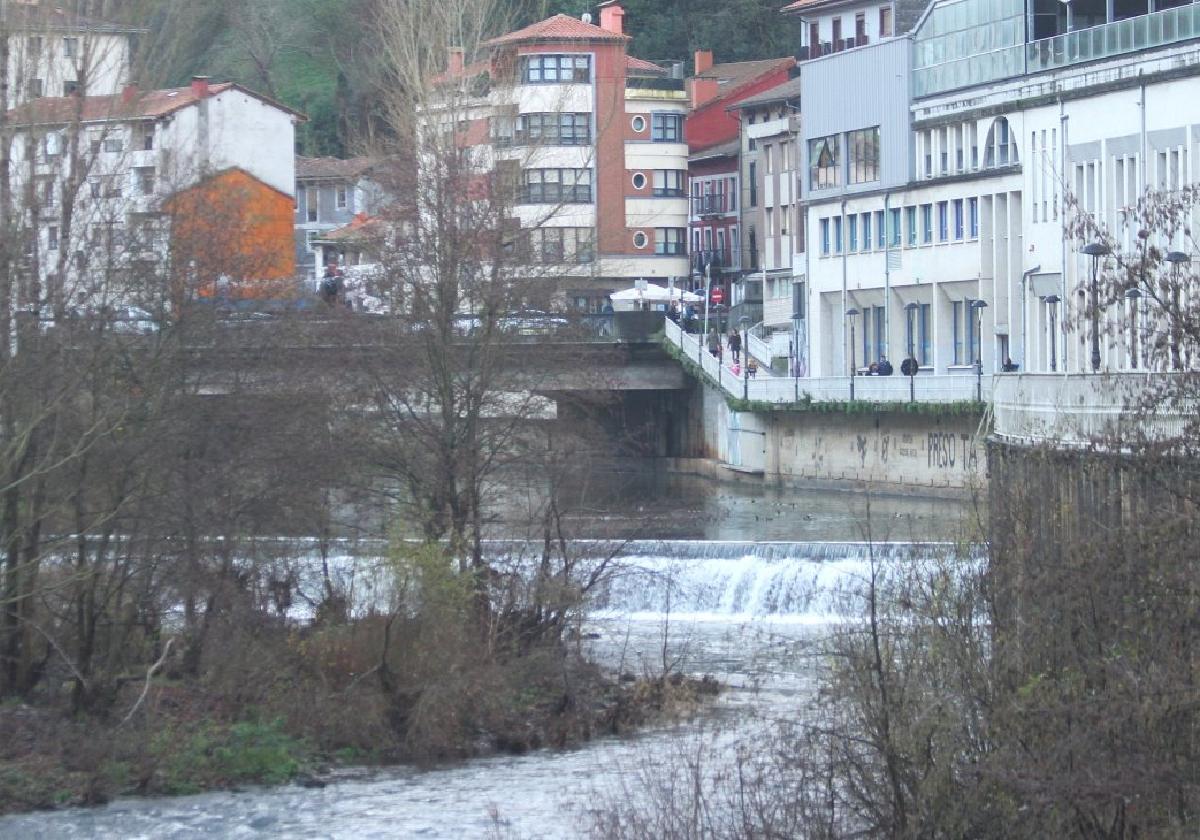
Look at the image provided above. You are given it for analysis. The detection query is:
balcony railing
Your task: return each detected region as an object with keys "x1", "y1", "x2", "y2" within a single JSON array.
[
  {"x1": 1027, "y1": 4, "x2": 1200, "y2": 74},
  {"x1": 626, "y1": 77, "x2": 686, "y2": 92},
  {"x1": 692, "y1": 195, "x2": 731, "y2": 216},
  {"x1": 796, "y1": 34, "x2": 870, "y2": 62},
  {"x1": 692, "y1": 249, "x2": 730, "y2": 272}
]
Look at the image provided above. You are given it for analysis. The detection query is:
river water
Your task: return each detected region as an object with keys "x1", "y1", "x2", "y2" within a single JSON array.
[{"x1": 0, "y1": 476, "x2": 974, "y2": 839}]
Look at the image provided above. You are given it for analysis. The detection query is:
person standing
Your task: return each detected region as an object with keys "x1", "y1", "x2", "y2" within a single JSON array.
[
  {"x1": 728, "y1": 329, "x2": 742, "y2": 364},
  {"x1": 707, "y1": 326, "x2": 721, "y2": 359}
]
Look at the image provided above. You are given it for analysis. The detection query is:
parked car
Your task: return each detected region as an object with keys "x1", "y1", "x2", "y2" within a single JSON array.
[{"x1": 498, "y1": 310, "x2": 569, "y2": 336}]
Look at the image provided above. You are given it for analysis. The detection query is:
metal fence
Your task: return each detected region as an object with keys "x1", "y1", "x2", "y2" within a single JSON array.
[{"x1": 666, "y1": 318, "x2": 990, "y2": 404}]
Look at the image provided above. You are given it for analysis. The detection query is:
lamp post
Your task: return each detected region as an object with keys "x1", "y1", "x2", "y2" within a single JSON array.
[
  {"x1": 701, "y1": 263, "x2": 713, "y2": 345},
  {"x1": 739, "y1": 314, "x2": 751, "y2": 399},
  {"x1": 1082, "y1": 242, "x2": 1110, "y2": 372},
  {"x1": 1021, "y1": 264, "x2": 1041, "y2": 370},
  {"x1": 970, "y1": 299, "x2": 988, "y2": 402},
  {"x1": 904, "y1": 301, "x2": 919, "y2": 402},
  {"x1": 847, "y1": 307, "x2": 860, "y2": 400},
  {"x1": 1165, "y1": 250, "x2": 1191, "y2": 370},
  {"x1": 1124, "y1": 288, "x2": 1141, "y2": 369},
  {"x1": 1043, "y1": 294, "x2": 1061, "y2": 372}
]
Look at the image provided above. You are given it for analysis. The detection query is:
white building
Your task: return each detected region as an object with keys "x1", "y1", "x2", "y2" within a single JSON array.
[
  {"x1": 7, "y1": 77, "x2": 304, "y2": 304},
  {"x1": 799, "y1": 0, "x2": 1200, "y2": 380},
  {"x1": 2, "y1": 0, "x2": 137, "y2": 107}
]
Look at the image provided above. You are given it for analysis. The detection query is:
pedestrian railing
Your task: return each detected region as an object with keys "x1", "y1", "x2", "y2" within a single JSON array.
[{"x1": 665, "y1": 318, "x2": 991, "y2": 405}]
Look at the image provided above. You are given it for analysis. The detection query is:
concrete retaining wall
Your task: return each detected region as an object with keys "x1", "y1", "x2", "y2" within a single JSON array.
[{"x1": 675, "y1": 380, "x2": 986, "y2": 493}]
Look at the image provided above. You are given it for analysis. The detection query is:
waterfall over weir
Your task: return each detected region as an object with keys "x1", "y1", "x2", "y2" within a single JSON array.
[{"x1": 480, "y1": 540, "x2": 979, "y2": 624}]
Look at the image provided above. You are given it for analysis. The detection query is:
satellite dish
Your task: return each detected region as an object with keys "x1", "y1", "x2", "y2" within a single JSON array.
[{"x1": 582, "y1": 12, "x2": 593, "y2": 23}]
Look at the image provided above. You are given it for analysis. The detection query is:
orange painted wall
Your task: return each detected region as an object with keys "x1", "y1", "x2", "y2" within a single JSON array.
[{"x1": 166, "y1": 168, "x2": 296, "y2": 299}]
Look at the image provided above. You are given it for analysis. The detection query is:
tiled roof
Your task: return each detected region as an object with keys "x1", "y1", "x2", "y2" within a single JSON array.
[
  {"x1": 689, "y1": 137, "x2": 741, "y2": 162},
  {"x1": 727, "y1": 75, "x2": 802, "y2": 110},
  {"x1": 695, "y1": 58, "x2": 793, "y2": 84},
  {"x1": 626, "y1": 55, "x2": 668, "y2": 76},
  {"x1": 780, "y1": 0, "x2": 844, "y2": 11},
  {"x1": 3, "y1": 2, "x2": 146, "y2": 33},
  {"x1": 6, "y1": 83, "x2": 306, "y2": 126},
  {"x1": 297, "y1": 156, "x2": 378, "y2": 180},
  {"x1": 315, "y1": 213, "x2": 386, "y2": 243},
  {"x1": 485, "y1": 14, "x2": 629, "y2": 47}
]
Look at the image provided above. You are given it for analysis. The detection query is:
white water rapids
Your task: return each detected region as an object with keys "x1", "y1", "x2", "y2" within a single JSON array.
[{"x1": 0, "y1": 540, "x2": 965, "y2": 840}]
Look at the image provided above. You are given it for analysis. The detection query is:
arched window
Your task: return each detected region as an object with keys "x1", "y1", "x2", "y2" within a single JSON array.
[{"x1": 984, "y1": 117, "x2": 1018, "y2": 168}]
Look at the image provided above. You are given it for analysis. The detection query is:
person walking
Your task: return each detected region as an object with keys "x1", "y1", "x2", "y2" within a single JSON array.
[
  {"x1": 707, "y1": 326, "x2": 721, "y2": 359},
  {"x1": 728, "y1": 329, "x2": 742, "y2": 364}
]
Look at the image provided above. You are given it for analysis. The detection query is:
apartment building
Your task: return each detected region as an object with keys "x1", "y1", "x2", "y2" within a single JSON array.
[
  {"x1": 431, "y1": 2, "x2": 691, "y2": 311},
  {"x1": 730, "y1": 76, "x2": 804, "y2": 344},
  {"x1": 685, "y1": 51, "x2": 794, "y2": 316},
  {"x1": 7, "y1": 76, "x2": 304, "y2": 302},
  {"x1": 294, "y1": 156, "x2": 385, "y2": 282},
  {"x1": 799, "y1": 0, "x2": 1200, "y2": 379},
  {"x1": 2, "y1": 0, "x2": 138, "y2": 107},
  {"x1": 783, "y1": 0, "x2": 927, "y2": 61}
]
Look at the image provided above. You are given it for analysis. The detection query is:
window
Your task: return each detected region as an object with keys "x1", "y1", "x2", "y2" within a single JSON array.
[
  {"x1": 103, "y1": 135, "x2": 123, "y2": 153},
  {"x1": 847, "y1": 212, "x2": 856, "y2": 251},
  {"x1": 952, "y1": 300, "x2": 964, "y2": 365},
  {"x1": 833, "y1": 216, "x2": 843, "y2": 253},
  {"x1": 984, "y1": 117, "x2": 1017, "y2": 168},
  {"x1": 89, "y1": 179, "x2": 100, "y2": 199},
  {"x1": 63, "y1": 37, "x2": 78, "y2": 59},
  {"x1": 965, "y1": 298, "x2": 981, "y2": 363},
  {"x1": 653, "y1": 170, "x2": 685, "y2": 197},
  {"x1": 889, "y1": 208, "x2": 901, "y2": 247},
  {"x1": 905, "y1": 206, "x2": 917, "y2": 246},
  {"x1": 306, "y1": 188, "x2": 317, "y2": 222},
  {"x1": 953, "y1": 199, "x2": 964, "y2": 240},
  {"x1": 651, "y1": 113, "x2": 683, "y2": 142},
  {"x1": 655, "y1": 228, "x2": 686, "y2": 255},
  {"x1": 874, "y1": 210, "x2": 885, "y2": 249},
  {"x1": 47, "y1": 226, "x2": 59, "y2": 251},
  {"x1": 41, "y1": 179, "x2": 56, "y2": 207},
  {"x1": 522, "y1": 168, "x2": 593, "y2": 203},
  {"x1": 141, "y1": 126, "x2": 154, "y2": 151},
  {"x1": 968, "y1": 197, "x2": 979, "y2": 238},
  {"x1": 920, "y1": 204, "x2": 933, "y2": 243},
  {"x1": 514, "y1": 113, "x2": 591, "y2": 145},
  {"x1": 820, "y1": 218, "x2": 830, "y2": 256},
  {"x1": 631, "y1": 115, "x2": 646, "y2": 133},
  {"x1": 135, "y1": 167, "x2": 155, "y2": 195},
  {"x1": 847, "y1": 127, "x2": 880, "y2": 185},
  {"x1": 632, "y1": 172, "x2": 647, "y2": 190},
  {"x1": 748, "y1": 162, "x2": 758, "y2": 207},
  {"x1": 43, "y1": 132, "x2": 61, "y2": 158},
  {"x1": 306, "y1": 231, "x2": 319, "y2": 253},
  {"x1": 855, "y1": 12, "x2": 867, "y2": 41},
  {"x1": 937, "y1": 201, "x2": 949, "y2": 241},
  {"x1": 939, "y1": 126, "x2": 949, "y2": 174},
  {"x1": 336, "y1": 187, "x2": 348, "y2": 210},
  {"x1": 527, "y1": 227, "x2": 595, "y2": 264},
  {"x1": 521, "y1": 54, "x2": 590, "y2": 84},
  {"x1": 905, "y1": 303, "x2": 931, "y2": 365},
  {"x1": 764, "y1": 144, "x2": 774, "y2": 174},
  {"x1": 27, "y1": 36, "x2": 42, "y2": 54},
  {"x1": 633, "y1": 231, "x2": 648, "y2": 249},
  {"x1": 27, "y1": 78, "x2": 43, "y2": 98},
  {"x1": 808, "y1": 135, "x2": 840, "y2": 190},
  {"x1": 63, "y1": 81, "x2": 79, "y2": 96},
  {"x1": 863, "y1": 213, "x2": 872, "y2": 250},
  {"x1": 880, "y1": 6, "x2": 893, "y2": 37}
]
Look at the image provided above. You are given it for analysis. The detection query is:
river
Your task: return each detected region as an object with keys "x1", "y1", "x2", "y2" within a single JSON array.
[{"x1": 0, "y1": 475, "x2": 974, "y2": 839}]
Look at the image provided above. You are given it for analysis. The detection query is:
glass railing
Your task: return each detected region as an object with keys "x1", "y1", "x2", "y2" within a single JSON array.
[
  {"x1": 1027, "y1": 4, "x2": 1200, "y2": 74},
  {"x1": 914, "y1": 3, "x2": 1200, "y2": 98}
]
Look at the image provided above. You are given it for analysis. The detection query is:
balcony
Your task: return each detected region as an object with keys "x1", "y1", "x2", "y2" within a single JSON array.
[
  {"x1": 796, "y1": 34, "x2": 870, "y2": 62},
  {"x1": 1026, "y1": 4, "x2": 1200, "y2": 75},
  {"x1": 692, "y1": 249, "x2": 731, "y2": 273},
  {"x1": 691, "y1": 194, "x2": 731, "y2": 216}
]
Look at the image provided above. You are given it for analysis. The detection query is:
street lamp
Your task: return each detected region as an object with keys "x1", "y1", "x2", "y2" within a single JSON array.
[
  {"x1": 970, "y1": 299, "x2": 988, "y2": 402},
  {"x1": 1124, "y1": 288, "x2": 1141, "y2": 369},
  {"x1": 847, "y1": 307, "x2": 860, "y2": 400},
  {"x1": 739, "y1": 314, "x2": 752, "y2": 399},
  {"x1": 1082, "y1": 241, "x2": 1110, "y2": 372},
  {"x1": 1043, "y1": 294, "x2": 1061, "y2": 372},
  {"x1": 1165, "y1": 251, "x2": 1191, "y2": 370},
  {"x1": 904, "y1": 301, "x2": 919, "y2": 402}
]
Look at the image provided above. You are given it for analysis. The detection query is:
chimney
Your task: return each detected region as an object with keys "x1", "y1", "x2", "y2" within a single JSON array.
[
  {"x1": 190, "y1": 75, "x2": 210, "y2": 99},
  {"x1": 448, "y1": 47, "x2": 465, "y2": 76},
  {"x1": 690, "y1": 50, "x2": 718, "y2": 108},
  {"x1": 599, "y1": 2, "x2": 625, "y2": 35},
  {"x1": 121, "y1": 83, "x2": 138, "y2": 104}
]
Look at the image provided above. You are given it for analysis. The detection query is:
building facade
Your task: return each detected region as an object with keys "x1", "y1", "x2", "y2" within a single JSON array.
[
  {"x1": 293, "y1": 156, "x2": 384, "y2": 283},
  {"x1": 2, "y1": 0, "x2": 137, "y2": 107},
  {"x1": 432, "y1": 3, "x2": 691, "y2": 311}
]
